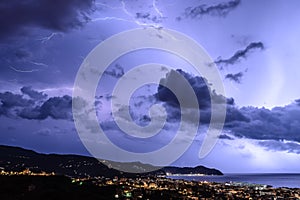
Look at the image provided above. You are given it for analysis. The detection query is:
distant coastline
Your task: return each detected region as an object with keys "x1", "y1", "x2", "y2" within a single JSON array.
[
  {"x1": 169, "y1": 173, "x2": 300, "y2": 189},
  {"x1": 165, "y1": 173, "x2": 219, "y2": 176}
]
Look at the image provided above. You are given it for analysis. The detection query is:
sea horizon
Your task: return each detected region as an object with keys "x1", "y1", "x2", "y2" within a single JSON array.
[{"x1": 168, "y1": 173, "x2": 300, "y2": 189}]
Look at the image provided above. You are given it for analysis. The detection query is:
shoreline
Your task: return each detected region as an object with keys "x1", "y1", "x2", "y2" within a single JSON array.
[{"x1": 166, "y1": 173, "x2": 300, "y2": 189}]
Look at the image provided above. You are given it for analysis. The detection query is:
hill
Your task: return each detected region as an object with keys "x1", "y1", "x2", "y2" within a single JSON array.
[{"x1": 0, "y1": 145, "x2": 223, "y2": 177}]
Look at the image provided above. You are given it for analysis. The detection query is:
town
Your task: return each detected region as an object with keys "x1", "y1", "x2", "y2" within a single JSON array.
[{"x1": 1, "y1": 168, "x2": 300, "y2": 200}]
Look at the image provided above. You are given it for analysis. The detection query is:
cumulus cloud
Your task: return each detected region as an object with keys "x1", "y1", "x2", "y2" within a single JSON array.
[
  {"x1": 0, "y1": 87, "x2": 73, "y2": 120},
  {"x1": 156, "y1": 69, "x2": 233, "y2": 109},
  {"x1": 258, "y1": 140, "x2": 300, "y2": 154},
  {"x1": 0, "y1": 0, "x2": 95, "y2": 40},
  {"x1": 183, "y1": 0, "x2": 241, "y2": 19},
  {"x1": 135, "y1": 12, "x2": 162, "y2": 24},
  {"x1": 104, "y1": 64, "x2": 125, "y2": 78},
  {"x1": 225, "y1": 72, "x2": 243, "y2": 83},
  {"x1": 21, "y1": 86, "x2": 47, "y2": 100},
  {"x1": 219, "y1": 134, "x2": 234, "y2": 140},
  {"x1": 155, "y1": 69, "x2": 248, "y2": 125},
  {"x1": 226, "y1": 104, "x2": 300, "y2": 143},
  {"x1": 20, "y1": 95, "x2": 73, "y2": 120},
  {"x1": 0, "y1": 91, "x2": 34, "y2": 118},
  {"x1": 1, "y1": 70, "x2": 300, "y2": 155},
  {"x1": 0, "y1": 91, "x2": 33, "y2": 108},
  {"x1": 215, "y1": 42, "x2": 264, "y2": 66},
  {"x1": 154, "y1": 69, "x2": 300, "y2": 154}
]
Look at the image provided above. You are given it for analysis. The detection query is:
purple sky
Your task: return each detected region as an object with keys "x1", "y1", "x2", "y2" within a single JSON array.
[{"x1": 1, "y1": 0, "x2": 300, "y2": 173}]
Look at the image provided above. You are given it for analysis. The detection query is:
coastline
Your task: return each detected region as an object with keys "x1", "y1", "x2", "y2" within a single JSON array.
[
  {"x1": 165, "y1": 173, "x2": 220, "y2": 177},
  {"x1": 167, "y1": 173, "x2": 300, "y2": 189}
]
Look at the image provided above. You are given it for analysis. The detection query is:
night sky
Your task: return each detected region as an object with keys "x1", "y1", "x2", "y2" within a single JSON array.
[{"x1": 1, "y1": 0, "x2": 300, "y2": 173}]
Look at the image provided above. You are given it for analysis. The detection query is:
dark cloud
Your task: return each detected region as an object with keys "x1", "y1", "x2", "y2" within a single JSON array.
[
  {"x1": 135, "y1": 12, "x2": 161, "y2": 23},
  {"x1": 219, "y1": 134, "x2": 234, "y2": 140},
  {"x1": 225, "y1": 72, "x2": 243, "y2": 83},
  {"x1": 132, "y1": 95, "x2": 156, "y2": 108},
  {"x1": 225, "y1": 106, "x2": 249, "y2": 123},
  {"x1": 258, "y1": 140, "x2": 300, "y2": 154},
  {"x1": 136, "y1": 12, "x2": 151, "y2": 19},
  {"x1": 227, "y1": 104, "x2": 300, "y2": 143},
  {"x1": 1, "y1": 70, "x2": 300, "y2": 156},
  {"x1": 156, "y1": 69, "x2": 231, "y2": 109},
  {"x1": 295, "y1": 99, "x2": 300, "y2": 106},
  {"x1": 215, "y1": 42, "x2": 264, "y2": 66},
  {"x1": 18, "y1": 106, "x2": 41, "y2": 120},
  {"x1": 183, "y1": 0, "x2": 241, "y2": 19},
  {"x1": 0, "y1": 91, "x2": 33, "y2": 108},
  {"x1": 155, "y1": 69, "x2": 248, "y2": 124},
  {"x1": 21, "y1": 86, "x2": 47, "y2": 100},
  {"x1": 96, "y1": 94, "x2": 115, "y2": 101},
  {"x1": 20, "y1": 95, "x2": 72, "y2": 120},
  {"x1": 0, "y1": 0, "x2": 95, "y2": 40},
  {"x1": 39, "y1": 95, "x2": 72, "y2": 120},
  {"x1": 156, "y1": 69, "x2": 235, "y2": 109},
  {"x1": 154, "y1": 69, "x2": 300, "y2": 151},
  {"x1": 0, "y1": 91, "x2": 34, "y2": 118},
  {"x1": 104, "y1": 64, "x2": 125, "y2": 78},
  {"x1": 220, "y1": 101, "x2": 300, "y2": 154},
  {"x1": 0, "y1": 88, "x2": 72, "y2": 120}
]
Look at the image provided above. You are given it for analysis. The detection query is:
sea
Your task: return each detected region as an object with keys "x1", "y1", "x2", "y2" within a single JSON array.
[{"x1": 168, "y1": 174, "x2": 300, "y2": 188}]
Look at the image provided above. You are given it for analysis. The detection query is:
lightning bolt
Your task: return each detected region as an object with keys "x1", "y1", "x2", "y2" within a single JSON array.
[
  {"x1": 120, "y1": 1, "x2": 134, "y2": 17},
  {"x1": 120, "y1": 0, "x2": 163, "y2": 28},
  {"x1": 29, "y1": 61, "x2": 48, "y2": 67},
  {"x1": 95, "y1": 2, "x2": 123, "y2": 10},
  {"x1": 93, "y1": 1, "x2": 180, "y2": 42},
  {"x1": 92, "y1": 16, "x2": 133, "y2": 23},
  {"x1": 37, "y1": 32, "x2": 62, "y2": 43},
  {"x1": 94, "y1": 0, "x2": 163, "y2": 29},
  {"x1": 9, "y1": 66, "x2": 40, "y2": 73},
  {"x1": 92, "y1": 1, "x2": 135, "y2": 24},
  {"x1": 152, "y1": 0, "x2": 163, "y2": 18}
]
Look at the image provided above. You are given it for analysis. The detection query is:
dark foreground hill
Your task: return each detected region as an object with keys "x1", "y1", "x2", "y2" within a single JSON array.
[
  {"x1": 0, "y1": 175, "x2": 116, "y2": 200},
  {"x1": 0, "y1": 145, "x2": 223, "y2": 177}
]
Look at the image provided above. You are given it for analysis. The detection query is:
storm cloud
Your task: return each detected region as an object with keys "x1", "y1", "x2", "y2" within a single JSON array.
[
  {"x1": 183, "y1": 0, "x2": 241, "y2": 19},
  {"x1": 215, "y1": 42, "x2": 264, "y2": 66},
  {"x1": 227, "y1": 104, "x2": 300, "y2": 143},
  {"x1": 1, "y1": 70, "x2": 300, "y2": 155},
  {"x1": 0, "y1": 88, "x2": 72, "y2": 120},
  {"x1": 135, "y1": 12, "x2": 162, "y2": 24},
  {"x1": 104, "y1": 64, "x2": 125, "y2": 79},
  {"x1": 21, "y1": 86, "x2": 47, "y2": 100},
  {"x1": 225, "y1": 72, "x2": 243, "y2": 83},
  {"x1": 156, "y1": 69, "x2": 234, "y2": 109},
  {"x1": 0, "y1": 0, "x2": 95, "y2": 40},
  {"x1": 154, "y1": 69, "x2": 300, "y2": 152},
  {"x1": 258, "y1": 140, "x2": 300, "y2": 154},
  {"x1": 0, "y1": 91, "x2": 33, "y2": 108},
  {"x1": 20, "y1": 95, "x2": 73, "y2": 120},
  {"x1": 155, "y1": 69, "x2": 248, "y2": 124}
]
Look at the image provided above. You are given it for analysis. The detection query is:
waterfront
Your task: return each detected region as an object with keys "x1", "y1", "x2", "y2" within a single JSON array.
[
  {"x1": 2, "y1": 168, "x2": 300, "y2": 199},
  {"x1": 169, "y1": 173, "x2": 300, "y2": 188}
]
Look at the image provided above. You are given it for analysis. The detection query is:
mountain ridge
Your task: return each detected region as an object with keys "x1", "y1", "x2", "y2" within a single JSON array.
[{"x1": 0, "y1": 145, "x2": 223, "y2": 177}]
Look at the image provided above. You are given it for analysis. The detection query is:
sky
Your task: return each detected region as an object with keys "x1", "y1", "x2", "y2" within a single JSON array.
[{"x1": 1, "y1": 0, "x2": 300, "y2": 173}]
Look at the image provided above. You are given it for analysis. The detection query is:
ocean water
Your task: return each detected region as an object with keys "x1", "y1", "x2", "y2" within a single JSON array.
[{"x1": 168, "y1": 174, "x2": 300, "y2": 188}]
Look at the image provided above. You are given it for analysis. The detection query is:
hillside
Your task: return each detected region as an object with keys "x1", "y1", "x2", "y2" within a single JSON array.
[{"x1": 0, "y1": 145, "x2": 223, "y2": 177}]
